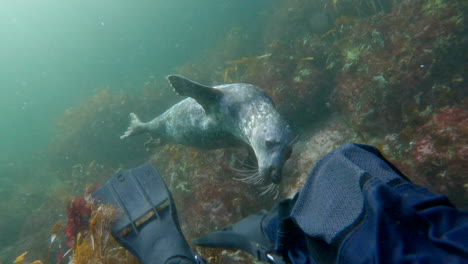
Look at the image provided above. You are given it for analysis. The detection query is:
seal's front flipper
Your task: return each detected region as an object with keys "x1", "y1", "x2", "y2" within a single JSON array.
[
  {"x1": 167, "y1": 75, "x2": 223, "y2": 113},
  {"x1": 144, "y1": 137, "x2": 163, "y2": 148},
  {"x1": 93, "y1": 164, "x2": 203, "y2": 264}
]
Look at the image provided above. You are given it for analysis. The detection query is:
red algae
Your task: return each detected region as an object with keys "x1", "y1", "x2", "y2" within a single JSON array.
[
  {"x1": 383, "y1": 106, "x2": 468, "y2": 207},
  {"x1": 64, "y1": 196, "x2": 92, "y2": 248}
]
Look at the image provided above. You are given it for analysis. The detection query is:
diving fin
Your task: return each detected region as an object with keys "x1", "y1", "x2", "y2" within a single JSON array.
[
  {"x1": 167, "y1": 75, "x2": 223, "y2": 113},
  {"x1": 93, "y1": 163, "x2": 204, "y2": 264}
]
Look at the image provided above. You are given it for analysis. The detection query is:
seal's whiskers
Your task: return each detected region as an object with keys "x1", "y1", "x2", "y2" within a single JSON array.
[
  {"x1": 260, "y1": 183, "x2": 280, "y2": 199},
  {"x1": 289, "y1": 134, "x2": 300, "y2": 146},
  {"x1": 234, "y1": 173, "x2": 259, "y2": 182},
  {"x1": 241, "y1": 160, "x2": 258, "y2": 170},
  {"x1": 273, "y1": 184, "x2": 279, "y2": 199},
  {"x1": 231, "y1": 156, "x2": 262, "y2": 183},
  {"x1": 230, "y1": 166, "x2": 258, "y2": 173},
  {"x1": 234, "y1": 171, "x2": 265, "y2": 185},
  {"x1": 260, "y1": 183, "x2": 274, "y2": 195}
]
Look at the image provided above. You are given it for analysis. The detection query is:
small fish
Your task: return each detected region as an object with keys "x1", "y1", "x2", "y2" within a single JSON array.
[
  {"x1": 61, "y1": 248, "x2": 73, "y2": 260},
  {"x1": 256, "y1": 53, "x2": 272, "y2": 59},
  {"x1": 14, "y1": 251, "x2": 28, "y2": 264},
  {"x1": 49, "y1": 221, "x2": 61, "y2": 248},
  {"x1": 98, "y1": 17, "x2": 105, "y2": 26},
  {"x1": 49, "y1": 233, "x2": 57, "y2": 247}
]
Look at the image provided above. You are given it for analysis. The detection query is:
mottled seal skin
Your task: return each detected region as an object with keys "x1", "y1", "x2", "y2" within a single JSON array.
[{"x1": 121, "y1": 75, "x2": 294, "y2": 193}]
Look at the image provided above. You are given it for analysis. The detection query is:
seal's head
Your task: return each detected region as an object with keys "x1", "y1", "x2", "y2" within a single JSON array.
[{"x1": 248, "y1": 120, "x2": 294, "y2": 195}]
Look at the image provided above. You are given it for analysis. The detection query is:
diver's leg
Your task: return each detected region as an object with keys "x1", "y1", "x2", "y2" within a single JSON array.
[{"x1": 287, "y1": 143, "x2": 468, "y2": 264}]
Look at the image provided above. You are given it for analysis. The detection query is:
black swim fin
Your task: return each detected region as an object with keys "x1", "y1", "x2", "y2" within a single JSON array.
[
  {"x1": 193, "y1": 199, "x2": 296, "y2": 264},
  {"x1": 93, "y1": 163, "x2": 204, "y2": 264}
]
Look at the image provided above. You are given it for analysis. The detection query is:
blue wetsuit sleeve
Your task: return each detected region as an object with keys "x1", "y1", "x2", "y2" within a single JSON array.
[{"x1": 283, "y1": 143, "x2": 468, "y2": 264}]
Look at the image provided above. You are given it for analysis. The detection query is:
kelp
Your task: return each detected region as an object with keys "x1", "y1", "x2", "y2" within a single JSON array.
[
  {"x1": 16, "y1": 193, "x2": 140, "y2": 264},
  {"x1": 68, "y1": 202, "x2": 138, "y2": 264}
]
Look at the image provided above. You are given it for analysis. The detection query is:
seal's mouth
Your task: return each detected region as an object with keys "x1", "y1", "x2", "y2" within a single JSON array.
[
  {"x1": 259, "y1": 167, "x2": 281, "y2": 198},
  {"x1": 258, "y1": 167, "x2": 282, "y2": 184}
]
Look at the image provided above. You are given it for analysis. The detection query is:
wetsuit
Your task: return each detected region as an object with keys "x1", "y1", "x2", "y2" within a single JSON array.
[{"x1": 266, "y1": 143, "x2": 468, "y2": 264}]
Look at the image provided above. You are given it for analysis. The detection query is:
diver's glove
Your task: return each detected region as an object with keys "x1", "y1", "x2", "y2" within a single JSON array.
[
  {"x1": 193, "y1": 198, "x2": 296, "y2": 264},
  {"x1": 93, "y1": 164, "x2": 205, "y2": 264}
]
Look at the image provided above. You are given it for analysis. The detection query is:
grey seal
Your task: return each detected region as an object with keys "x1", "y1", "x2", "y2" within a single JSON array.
[{"x1": 121, "y1": 75, "x2": 294, "y2": 196}]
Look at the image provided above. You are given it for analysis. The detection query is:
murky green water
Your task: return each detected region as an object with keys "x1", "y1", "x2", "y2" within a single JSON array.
[
  {"x1": 0, "y1": 0, "x2": 269, "y2": 162},
  {"x1": 0, "y1": 0, "x2": 272, "y2": 258}
]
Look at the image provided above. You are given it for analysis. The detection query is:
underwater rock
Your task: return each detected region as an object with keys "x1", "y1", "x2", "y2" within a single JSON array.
[
  {"x1": 408, "y1": 107, "x2": 468, "y2": 207},
  {"x1": 383, "y1": 106, "x2": 468, "y2": 208},
  {"x1": 282, "y1": 116, "x2": 355, "y2": 197},
  {"x1": 332, "y1": 0, "x2": 466, "y2": 137}
]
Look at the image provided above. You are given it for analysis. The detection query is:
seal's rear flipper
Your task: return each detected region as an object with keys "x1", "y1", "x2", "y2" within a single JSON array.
[
  {"x1": 120, "y1": 113, "x2": 146, "y2": 139},
  {"x1": 167, "y1": 75, "x2": 223, "y2": 113},
  {"x1": 93, "y1": 164, "x2": 203, "y2": 264}
]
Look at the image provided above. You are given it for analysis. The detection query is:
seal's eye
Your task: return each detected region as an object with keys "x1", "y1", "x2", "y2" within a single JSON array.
[{"x1": 265, "y1": 139, "x2": 279, "y2": 149}]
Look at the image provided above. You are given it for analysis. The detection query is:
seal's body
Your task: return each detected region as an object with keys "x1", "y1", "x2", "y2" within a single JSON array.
[{"x1": 121, "y1": 75, "x2": 293, "y2": 194}]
